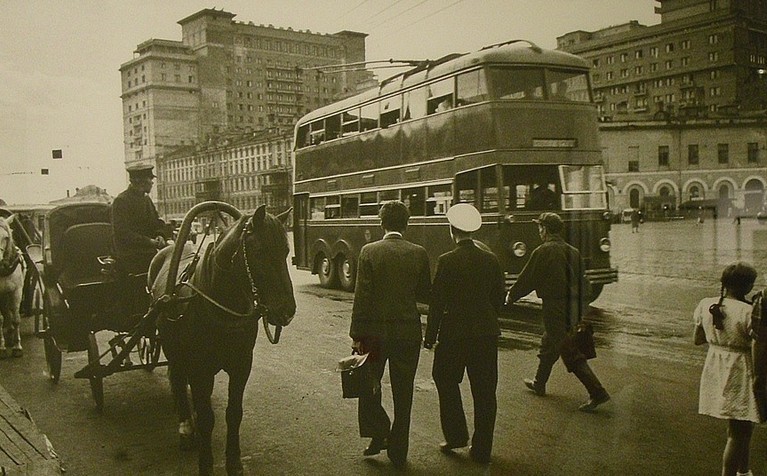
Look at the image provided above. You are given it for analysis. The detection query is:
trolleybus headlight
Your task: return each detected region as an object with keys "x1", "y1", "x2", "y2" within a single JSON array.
[
  {"x1": 599, "y1": 237, "x2": 611, "y2": 252},
  {"x1": 602, "y1": 211, "x2": 612, "y2": 221},
  {"x1": 511, "y1": 241, "x2": 527, "y2": 257}
]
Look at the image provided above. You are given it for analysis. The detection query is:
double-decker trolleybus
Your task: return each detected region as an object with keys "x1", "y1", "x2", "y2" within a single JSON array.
[{"x1": 291, "y1": 40, "x2": 618, "y2": 302}]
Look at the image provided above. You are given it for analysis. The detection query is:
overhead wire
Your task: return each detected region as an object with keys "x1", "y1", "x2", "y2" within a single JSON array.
[
  {"x1": 386, "y1": 0, "x2": 467, "y2": 35},
  {"x1": 336, "y1": 0, "x2": 375, "y2": 21},
  {"x1": 355, "y1": 0, "x2": 408, "y2": 29},
  {"x1": 367, "y1": 0, "x2": 434, "y2": 33}
]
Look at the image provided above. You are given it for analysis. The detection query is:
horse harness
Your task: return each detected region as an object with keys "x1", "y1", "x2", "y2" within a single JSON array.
[
  {"x1": 166, "y1": 217, "x2": 281, "y2": 344},
  {"x1": 0, "y1": 249, "x2": 21, "y2": 277}
]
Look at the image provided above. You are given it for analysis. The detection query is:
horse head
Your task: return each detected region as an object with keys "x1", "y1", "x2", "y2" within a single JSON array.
[
  {"x1": 0, "y1": 218, "x2": 15, "y2": 262},
  {"x1": 214, "y1": 205, "x2": 296, "y2": 327}
]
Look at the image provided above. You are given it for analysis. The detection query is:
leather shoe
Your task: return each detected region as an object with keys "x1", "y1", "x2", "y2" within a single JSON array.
[
  {"x1": 388, "y1": 453, "x2": 406, "y2": 469},
  {"x1": 578, "y1": 392, "x2": 610, "y2": 412},
  {"x1": 469, "y1": 446, "x2": 491, "y2": 464},
  {"x1": 439, "y1": 441, "x2": 468, "y2": 453},
  {"x1": 523, "y1": 378, "x2": 545, "y2": 396},
  {"x1": 363, "y1": 438, "x2": 387, "y2": 456}
]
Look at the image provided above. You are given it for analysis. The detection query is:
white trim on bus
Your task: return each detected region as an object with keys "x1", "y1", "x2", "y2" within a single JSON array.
[
  {"x1": 298, "y1": 179, "x2": 453, "y2": 198},
  {"x1": 294, "y1": 156, "x2": 455, "y2": 185}
]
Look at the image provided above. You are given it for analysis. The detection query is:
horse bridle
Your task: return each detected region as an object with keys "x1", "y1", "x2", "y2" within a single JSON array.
[{"x1": 175, "y1": 216, "x2": 282, "y2": 344}]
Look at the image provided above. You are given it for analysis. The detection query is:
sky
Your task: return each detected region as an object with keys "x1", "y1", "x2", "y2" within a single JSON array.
[{"x1": 0, "y1": 0, "x2": 660, "y2": 205}]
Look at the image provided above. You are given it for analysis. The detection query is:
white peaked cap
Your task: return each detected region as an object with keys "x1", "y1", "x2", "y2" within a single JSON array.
[{"x1": 446, "y1": 203, "x2": 482, "y2": 232}]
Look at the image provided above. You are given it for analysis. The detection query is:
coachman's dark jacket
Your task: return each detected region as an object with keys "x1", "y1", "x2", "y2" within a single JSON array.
[{"x1": 111, "y1": 186, "x2": 167, "y2": 270}]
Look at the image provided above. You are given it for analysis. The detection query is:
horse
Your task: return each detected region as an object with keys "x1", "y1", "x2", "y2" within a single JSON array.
[
  {"x1": 149, "y1": 204, "x2": 296, "y2": 476},
  {"x1": 0, "y1": 217, "x2": 24, "y2": 358}
]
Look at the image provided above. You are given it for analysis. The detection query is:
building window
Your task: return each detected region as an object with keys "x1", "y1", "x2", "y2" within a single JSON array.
[
  {"x1": 688, "y1": 144, "x2": 699, "y2": 165},
  {"x1": 709, "y1": 52, "x2": 719, "y2": 62},
  {"x1": 681, "y1": 57, "x2": 690, "y2": 66},
  {"x1": 665, "y1": 43, "x2": 675, "y2": 53},
  {"x1": 651, "y1": 63, "x2": 658, "y2": 72},
  {"x1": 658, "y1": 145, "x2": 669, "y2": 166},
  {"x1": 681, "y1": 39, "x2": 691, "y2": 49},
  {"x1": 665, "y1": 60, "x2": 673, "y2": 70},
  {"x1": 628, "y1": 160, "x2": 639, "y2": 172},
  {"x1": 650, "y1": 47, "x2": 659, "y2": 58},
  {"x1": 718, "y1": 143, "x2": 729, "y2": 164},
  {"x1": 606, "y1": 71, "x2": 613, "y2": 80},
  {"x1": 710, "y1": 86, "x2": 721, "y2": 96},
  {"x1": 592, "y1": 58, "x2": 600, "y2": 67},
  {"x1": 748, "y1": 142, "x2": 759, "y2": 163},
  {"x1": 634, "y1": 49, "x2": 643, "y2": 59},
  {"x1": 621, "y1": 68, "x2": 629, "y2": 78},
  {"x1": 710, "y1": 70, "x2": 720, "y2": 79},
  {"x1": 708, "y1": 34, "x2": 719, "y2": 45},
  {"x1": 607, "y1": 55, "x2": 614, "y2": 65},
  {"x1": 634, "y1": 65, "x2": 643, "y2": 75},
  {"x1": 620, "y1": 53, "x2": 628, "y2": 62}
]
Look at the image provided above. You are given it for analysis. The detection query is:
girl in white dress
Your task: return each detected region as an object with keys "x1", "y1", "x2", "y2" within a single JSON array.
[{"x1": 694, "y1": 262, "x2": 759, "y2": 476}]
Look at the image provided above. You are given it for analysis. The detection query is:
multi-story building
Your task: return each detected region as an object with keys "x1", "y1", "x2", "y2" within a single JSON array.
[
  {"x1": 557, "y1": 0, "x2": 767, "y2": 216},
  {"x1": 558, "y1": 0, "x2": 767, "y2": 121},
  {"x1": 600, "y1": 117, "x2": 766, "y2": 218},
  {"x1": 156, "y1": 129, "x2": 292, "y2": 220},
  {"x1": 119, "y1": 8, "x2": 369, "y2": 165}
]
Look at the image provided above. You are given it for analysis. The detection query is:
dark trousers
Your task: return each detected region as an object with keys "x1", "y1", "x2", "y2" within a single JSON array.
[
  {"x1": 536, "y1": 299, "x2": 607, "y2": 398},
  {"x1": 358, "y1": 338, "x2": 420, "y2": 461},
  {"x1": 432, "y1": 336, "x2": 498, "y2": 460}
]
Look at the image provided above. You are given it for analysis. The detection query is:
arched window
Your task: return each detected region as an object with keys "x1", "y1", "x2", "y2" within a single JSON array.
[
  {"x1": 629, "y1": 188, "x2": 640, "y2": 208},
  {"x1": 745, "y1": 179, "x2": 765, "y2": 212},
  {"x1": 689, "y1": 185, "x2": 700, "y2": 200},
  {"x1": 659, "y1": 185, "x2": 671, "y2": 197}
]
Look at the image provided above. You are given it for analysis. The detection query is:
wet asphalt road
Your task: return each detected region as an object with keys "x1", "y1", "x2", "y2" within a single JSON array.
[{"x1": 2, "y1": 217, "x2": 767, "y2": 475}]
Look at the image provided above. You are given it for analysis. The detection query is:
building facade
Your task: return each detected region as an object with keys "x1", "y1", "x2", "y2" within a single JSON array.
[
  {"x1": 119, "y1": 8, "x2": 371, "y2": 213},
  {"x1": 156, "y1": 130, "x2": 292, "y2": 220},
  {"x1": 601, "y1": 117, "x2": 766, "y2": 218},
  {"x1": 558, "y1": 0, "x2": 767, "y2": 121}
]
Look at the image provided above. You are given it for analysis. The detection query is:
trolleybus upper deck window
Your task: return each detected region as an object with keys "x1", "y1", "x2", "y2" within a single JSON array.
[
  {"x1": 456, "y1": 69, "x2": 488, "y2": 106},
  {"x1": 547, "y1": 69, "x2": 591, "y2": 102},
  {"x1": 427, "y1": 78, "x2": 454, "y2": 114},
  {"x1": 360, "y1": 103, "x2": 378, "y2": 131},
  {"x1": 342, "y1": 110, "x2": 360, "y2": 136},
  {"x1": 380, "y1": 96, "x2": 401, "y2": 128},
  {"x1": 489, "y1": 67, "x2": 545, "y2": 100},
  {"x1": 403, "y1": 87, "x2": 427, "y2": 121}
]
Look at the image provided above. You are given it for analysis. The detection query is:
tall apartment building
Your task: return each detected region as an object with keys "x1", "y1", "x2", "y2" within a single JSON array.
[
  {"x1": 119, "y1": 8, "x2": 370, "y2": 171},
  {"x1": 557, "y1": 0, "x2": 767, "y2": 121}
]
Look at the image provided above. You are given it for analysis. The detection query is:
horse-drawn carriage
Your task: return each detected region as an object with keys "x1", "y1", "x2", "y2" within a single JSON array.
[{"x1": 37, "y1": 201, "x2": 165, "y2": 409}]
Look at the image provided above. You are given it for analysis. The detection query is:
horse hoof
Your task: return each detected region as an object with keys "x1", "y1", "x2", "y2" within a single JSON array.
[{"x1": 11, "y1": 349, "x2": 22, "y2": 358}]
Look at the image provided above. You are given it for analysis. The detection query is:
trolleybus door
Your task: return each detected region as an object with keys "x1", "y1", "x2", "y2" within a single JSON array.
[{"x1": 292, "y1": 193, "x2": 309, "y2": 268}]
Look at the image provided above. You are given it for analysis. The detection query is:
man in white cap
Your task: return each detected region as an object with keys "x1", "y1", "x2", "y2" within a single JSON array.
[{"x1": 424, "y1": 203, "x2": 506, "y2": 465}]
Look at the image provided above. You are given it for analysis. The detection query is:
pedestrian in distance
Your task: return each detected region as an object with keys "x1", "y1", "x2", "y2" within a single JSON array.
[
  {"x1": 506, "y1": 212, "x2": 610, "y2": 411},
  {"x1": 630, "y1": 208, "x2": 641, "y2": 233},
  {"x1": 693, "y1": 262, "x2": 760, "y2": 476},
  {"x1": 349, "y1": 200, "x2": 431, "y2": 469},
  {"x1": 424, "y1": 203, "x2": 505, "y2": 465}
]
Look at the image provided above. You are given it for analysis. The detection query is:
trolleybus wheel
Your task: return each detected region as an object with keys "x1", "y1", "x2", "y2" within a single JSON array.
[
  {"x1": 41, "y1": 290, "x2": 62, "y2": 383},
  {"x1": 588, "y1": 284, "x2": 604, "y2": 303},
  {"x1": 87, "y1": 333, "x2": 104, "y2": 411},
  {"x1": 317, "y1": 253, "x2": 338, "y2": 289},
  {"x1": 337, "y1": 255, "x2": 356, "y2": 292},
  {"x1": 138, "y1": 336, "x2": 161, "y2": 371}
]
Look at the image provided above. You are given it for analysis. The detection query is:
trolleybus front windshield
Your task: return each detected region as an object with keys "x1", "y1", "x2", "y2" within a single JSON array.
[{"x1": 488, "y1": 67, "x2": 591, "y2": 102}]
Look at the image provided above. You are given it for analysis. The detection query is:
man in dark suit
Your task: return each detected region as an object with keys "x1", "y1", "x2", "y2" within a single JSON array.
[
  {"x1": 350, "y1": 200, "x2": 431, "y2": 468},
  {"x1": 424, "y1": 204, "x2": 505, "y2": 465},
  {"x1": 506, "y1": 212, "x2": 609, "y2": 412}
]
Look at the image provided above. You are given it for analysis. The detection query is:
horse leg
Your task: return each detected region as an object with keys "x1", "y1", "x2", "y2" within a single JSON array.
[
  {"x1": 168, "y1": 362, "x2": 195, "y2": 450},
  {"x1": 190, "y1": 371, "x2": 216, "y2": 476},
  {"x1": 8, "y1": 284, "x2": 22, "y2": 357},
  {"x1": 225, "y1": 367, "x2": 250, "y2": 476},
  {"x1": 0, "y1": 306, "x2": 7, "y2": 359}
]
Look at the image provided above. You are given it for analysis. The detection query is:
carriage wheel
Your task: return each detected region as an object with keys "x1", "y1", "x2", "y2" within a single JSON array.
[
  {"x1": 337, "y1": 255, "x2": 356, "y2": 292},
  {"x1": 41, "y1": 289, "x2": 62, "y2": 383},
  {"x1": 87, "y1": 333, "x2": 104, "y2": 411},
  {"x1": 317, "y1": 253, "x2": 338, "y2": 289},
  {"x1": 138, "y1": 336, "x2": 162, "y2": 372}
]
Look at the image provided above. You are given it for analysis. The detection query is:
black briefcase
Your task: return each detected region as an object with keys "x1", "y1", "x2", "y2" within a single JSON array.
[{"x1": 338, "y1": 353, "x2": 372, "y2": 399}]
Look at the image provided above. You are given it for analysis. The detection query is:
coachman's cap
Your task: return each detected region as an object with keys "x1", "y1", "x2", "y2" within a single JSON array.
[
  {"x1": 126, "y1": 164, "x2": 156, "y2": 180},
  {"x1": 533, "y1": 212, "x2": 564, "y2": 233},
  {"x1": 447, "y1": 203, "x2": 482, "y2": 233}
]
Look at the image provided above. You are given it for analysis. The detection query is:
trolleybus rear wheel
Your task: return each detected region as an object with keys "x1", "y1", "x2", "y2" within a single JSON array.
[
  {"x1": 41, "y1": 289, "x2": 62, "y2": 383},
  {"x1": 87, "y1": 333, "x2": 104, "y2": 411},
  {"x1": 588, "y1": 284, "x2": 604, "y2": 303},
  {"x1": 337, "y1": 255, "x2": 356, "y2": 292},
  {"x1": 317, "y1": 253, "x2": 338, "y2": 288}
]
